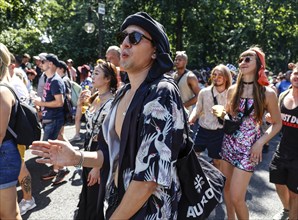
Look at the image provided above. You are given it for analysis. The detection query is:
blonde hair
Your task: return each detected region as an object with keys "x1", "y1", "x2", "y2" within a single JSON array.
[
  {"x1": 211, "y1": 64, "x2": 233, "y2": 90},
  {"x1": 175, "y1": 51, "x2": 188, "y2": 60},
  {"x1": 0, "y1": 43, "x2": 11, "y2": 81}
]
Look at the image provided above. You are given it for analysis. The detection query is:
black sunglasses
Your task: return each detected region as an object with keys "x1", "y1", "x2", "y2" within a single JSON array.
[
  {"x1": 238, "y1": 56, "x2": 254, "y2": 64},
  {"x1": 116, "y1": 31, "x2": 154, "y2": 45},
  {"x1": 41, "y1": 60, "x2": 47, "y2": 64}
]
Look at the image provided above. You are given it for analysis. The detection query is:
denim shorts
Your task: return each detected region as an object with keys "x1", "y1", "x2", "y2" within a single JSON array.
[
  {"x1": 42, "y1": 118, "x2": 64, "y2": 141},
  {"x1": 0, "y1": 139, "x2": 21, "y2": 189}
]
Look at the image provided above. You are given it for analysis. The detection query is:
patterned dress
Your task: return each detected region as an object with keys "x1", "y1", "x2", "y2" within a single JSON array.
[{"x1": 221, "y1": 98, "x2": 261, "y2": 172}]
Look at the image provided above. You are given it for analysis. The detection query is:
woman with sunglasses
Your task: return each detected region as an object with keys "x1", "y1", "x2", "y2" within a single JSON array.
[
  {"x1": 76, "y1": 60, "x2": 117, "y2": 220},
  {"x1": 0, "y1": 43, "x2": 22, "y2": 219},
  {"x1": 221, "y1": 46, "x2": 282, "y2": 220}
]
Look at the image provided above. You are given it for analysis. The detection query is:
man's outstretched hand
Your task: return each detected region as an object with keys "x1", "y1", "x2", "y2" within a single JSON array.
[{"x1": 30, "y1": 140, "x2": 79, "y2": 167}]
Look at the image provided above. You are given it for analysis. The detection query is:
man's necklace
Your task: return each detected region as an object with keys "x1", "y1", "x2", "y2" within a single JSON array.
[{"x1": 122, "y1": 90, "x2": 134, "y2": 116}]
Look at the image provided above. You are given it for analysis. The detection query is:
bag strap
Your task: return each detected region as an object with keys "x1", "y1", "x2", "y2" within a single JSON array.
[
  {"x1": 227, "y1": 99, "x2": 254, "y2": 122},
  {"x1": 0, "y1": 84, "x2": 19, "y2": 139},
  {"x1": 176, "y1": 70, "x2": 188, "y2": 85},
  {"x1": 210, "y1": 86, "x2": 218, "y2": 105},
  {"x1": 86, "y1": 98, "x2": 113, "y2": 150},
  {"x1": 243, "y1": 99, "x2": 254, "y2": 117},
  {"x1": 211, "y1": 86, "x2": 224, "y2": 125}
]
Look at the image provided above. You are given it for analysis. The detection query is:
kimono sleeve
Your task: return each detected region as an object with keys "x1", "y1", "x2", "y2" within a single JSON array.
[{"x1": 133, "y1": 85, "x2": 186, "y2": 187}]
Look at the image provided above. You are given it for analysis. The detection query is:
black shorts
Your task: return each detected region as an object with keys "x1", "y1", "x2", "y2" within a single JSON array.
[
  {"x1": 269, "y1": 153, "x2": 298, "y2": 194},
  {"x1": 194, "y1": 127, "x2": 224, "y2": 159}
]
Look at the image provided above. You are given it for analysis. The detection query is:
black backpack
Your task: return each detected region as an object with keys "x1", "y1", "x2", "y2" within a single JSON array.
[
  {"x1": 63, "y1": 95, "x2": 74, "y2": 124},
  {"x1": 0, "y1": 84, "x2": 41, "y2": 146}
]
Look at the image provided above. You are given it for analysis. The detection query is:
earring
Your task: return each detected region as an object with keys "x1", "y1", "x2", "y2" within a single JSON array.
[{"x1": 152, "y1": 53, "x2": 156, "y2": 59}]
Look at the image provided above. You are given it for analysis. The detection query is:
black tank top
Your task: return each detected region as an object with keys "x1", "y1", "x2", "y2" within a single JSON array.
[{"x1": 278, "y1": 95, "x2": 298, "y2": 159}]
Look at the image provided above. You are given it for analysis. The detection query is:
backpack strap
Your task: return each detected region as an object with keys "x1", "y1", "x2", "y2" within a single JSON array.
[{"x1": 0, "y1": 84, "x2": 19, "y2": 139}]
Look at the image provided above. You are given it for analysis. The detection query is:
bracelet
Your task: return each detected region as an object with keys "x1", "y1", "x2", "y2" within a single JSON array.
[{"x1": 75, "y1": 150, "x2": 84, "y2": 167}]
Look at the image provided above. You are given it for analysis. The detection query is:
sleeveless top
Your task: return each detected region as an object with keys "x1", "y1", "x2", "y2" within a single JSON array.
[
  {"x1": 278, "y1": 95, "x2": 298, "y2": 159},
  {"x1": 177, "y1": 70, "x2": 195, "y2": 113}
]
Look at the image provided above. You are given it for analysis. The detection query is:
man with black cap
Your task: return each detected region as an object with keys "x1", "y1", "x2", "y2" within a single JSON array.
[
  {"x1": 32, "y1": 54, "x2": 70, "y2": 185},
  {"x1": 31, "y1": 12, "x2": 188, "y2": 219}
]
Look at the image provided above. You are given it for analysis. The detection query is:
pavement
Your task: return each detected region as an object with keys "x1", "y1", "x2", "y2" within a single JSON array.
[{"x1": 19, "y1": 123, "x2": 283, "y2": 220}]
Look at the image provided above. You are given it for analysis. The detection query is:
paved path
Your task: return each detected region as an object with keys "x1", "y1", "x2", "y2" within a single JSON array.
[{"x1": 20, "y1": 124, "x2": 282, "y2": 219}]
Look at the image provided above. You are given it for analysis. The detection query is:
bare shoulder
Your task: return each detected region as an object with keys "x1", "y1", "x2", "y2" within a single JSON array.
[
  {"x1": 0, "y1": 86, "x2": 14, "y2": 99},
  {"x1": 0, "y1": 85, "x2": 15, "y2": 108},
  {"x1": 264, "y1": 86, "x2": 279, "y2": 110},
  {"x1": 227, "y1": 84, "x2": 236, "y2": 95},
  {"x1": 187, "y1": 71, "x2": 198, "y2": 81},
  {"x1": 265, "y1": 86, "x2": 278, "y2": 100}
]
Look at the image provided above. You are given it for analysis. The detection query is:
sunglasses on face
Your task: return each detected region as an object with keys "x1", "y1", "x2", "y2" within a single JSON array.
[
  {"x1": 41, "y1": 60, "x2": 48, "y2": 64},
  {"x1": 238, "y1": 56, "x2": 254, "y2": 64},
  {"x1": 116, "y1": 31, "x2": 154, "y2": 45}
]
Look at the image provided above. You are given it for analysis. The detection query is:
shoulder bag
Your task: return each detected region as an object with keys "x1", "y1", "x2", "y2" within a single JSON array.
[{"x1": 177, "y1": 101, "x2": 226, "y2": 219}]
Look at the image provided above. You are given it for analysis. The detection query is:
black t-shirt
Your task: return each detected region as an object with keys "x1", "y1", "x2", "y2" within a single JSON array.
[
  {"x1": 278, "y1": 95, "x2": 298, "y2": 159},
  {"x1": 42, "y1": 73, "x2": 65, "y2": 120}
]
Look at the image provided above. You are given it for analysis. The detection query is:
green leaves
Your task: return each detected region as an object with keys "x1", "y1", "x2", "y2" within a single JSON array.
[{"x1": 0, "y1": 0, "x2": 297, "y2": 73}]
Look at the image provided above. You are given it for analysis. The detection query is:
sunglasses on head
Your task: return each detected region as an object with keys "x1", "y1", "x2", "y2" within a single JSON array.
[
  {"x1": 238, "y1": 56, "x2": 254, "y2": 64},
  {"x1": 116, "y1": 31, "x2": 154, "y2": 45}
]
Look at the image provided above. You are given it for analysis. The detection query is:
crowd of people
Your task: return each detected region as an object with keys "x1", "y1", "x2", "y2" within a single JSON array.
[{"x1": 0, "y1": 11, "x2": 297, "y2": 220}]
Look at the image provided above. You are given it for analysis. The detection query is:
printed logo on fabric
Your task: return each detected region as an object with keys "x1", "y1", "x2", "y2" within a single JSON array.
[
  {"x1": 194, "y1": 174, "x2": 205, "y2": 193},
  {"x1": 186, "y1": 188, "x2": 215, "y2": 218}
]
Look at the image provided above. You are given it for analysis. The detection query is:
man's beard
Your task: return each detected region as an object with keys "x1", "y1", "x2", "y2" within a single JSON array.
[{"x1": 213, "y1": 81, "x2": 224, "y2": 87}]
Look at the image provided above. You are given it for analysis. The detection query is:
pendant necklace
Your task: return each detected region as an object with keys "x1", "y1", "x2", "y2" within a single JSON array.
[
  {"x1": 96, "y1": 91, "x2": 111, "y2": 104},
  {"x1": 122, "y1": 90, "x2": 134, "y2": 116}
]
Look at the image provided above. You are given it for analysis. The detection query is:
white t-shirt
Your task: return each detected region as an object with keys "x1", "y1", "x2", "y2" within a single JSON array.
[{"x1": 11, "y1": 75, "x2": 30, "y2": 104}]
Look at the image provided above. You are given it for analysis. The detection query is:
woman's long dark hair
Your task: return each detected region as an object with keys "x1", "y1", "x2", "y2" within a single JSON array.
[{"x1": 230, "y1": 46, "x2": 266, "y2": 124}]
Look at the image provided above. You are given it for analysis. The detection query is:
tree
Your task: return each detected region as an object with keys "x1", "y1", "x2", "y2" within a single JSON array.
[{"x1": 1, "y1": 0, "x2": 297, "y2": 73}]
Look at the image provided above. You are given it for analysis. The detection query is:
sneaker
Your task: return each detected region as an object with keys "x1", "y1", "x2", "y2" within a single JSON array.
[
  {"x1": 52, "y1": 168, "x2": 70, "y2": 185},
  {"x1": 273, "y1": 209, "x2": 289, "y2": 220},
  {"x1": 70, "y1": 134, "x2": 81, "y2": 141},
  {"x1": 41, "y1": 170, "x2": 57, "y2": 180},
  {"x1": 19, "y1": 197, "x2": 37, "y2": 215}
]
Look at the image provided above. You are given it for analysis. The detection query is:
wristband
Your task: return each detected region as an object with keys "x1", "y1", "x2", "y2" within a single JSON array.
[{"x1": 75, "y1": 150, "x2": 84, "y2": 167}]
